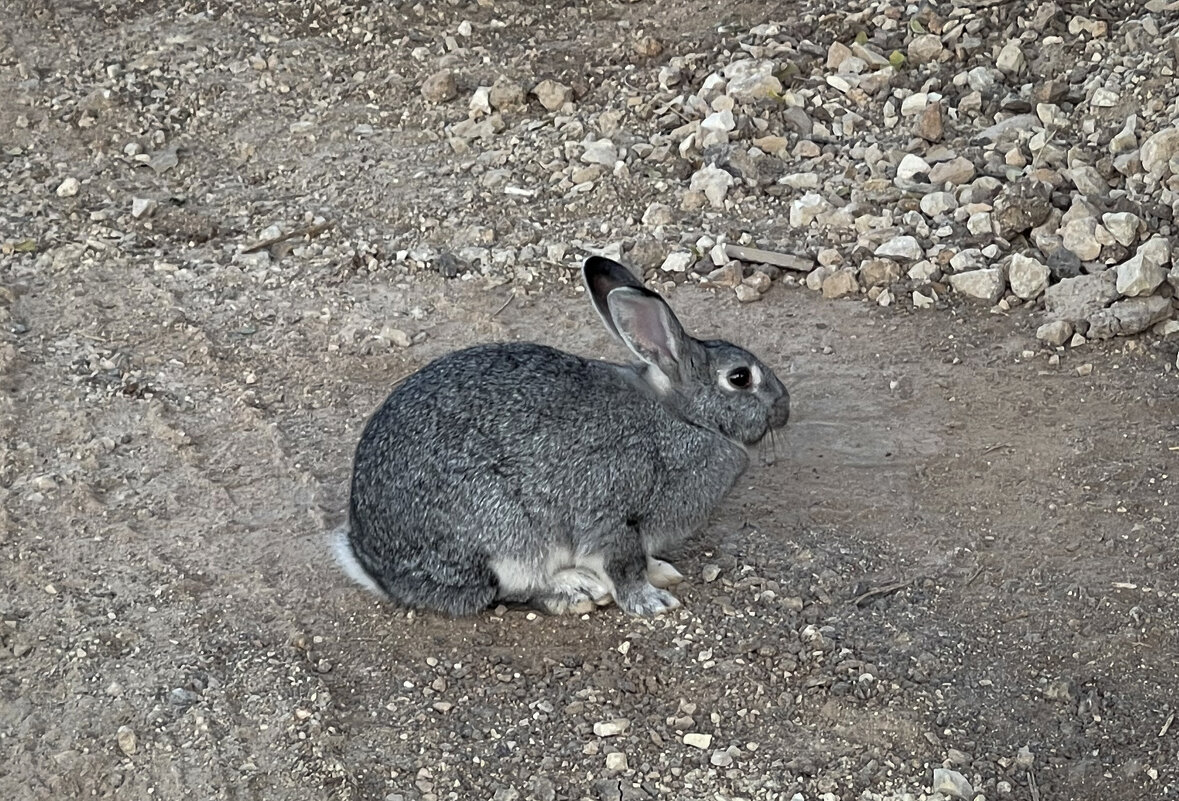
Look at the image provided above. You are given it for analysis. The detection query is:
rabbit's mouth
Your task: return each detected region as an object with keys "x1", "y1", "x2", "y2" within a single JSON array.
[{"x1": 768, "y1": 394, "x2": 791, "y2": 430}]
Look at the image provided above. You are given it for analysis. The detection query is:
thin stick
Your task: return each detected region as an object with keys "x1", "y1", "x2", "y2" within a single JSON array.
[
  {"x1": 853, "y1": 578, "x2": 916, "y2": 607},
  {"x1": 491, "y1": 293, "x2": 515, "y2": 318},
  {"x1": 242, "y1": 220, "x2": 334, "y2": 253}
]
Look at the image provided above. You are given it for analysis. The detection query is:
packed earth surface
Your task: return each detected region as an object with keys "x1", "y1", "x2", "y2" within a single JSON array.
[{"x1": 3, "y1": 1, "x2": 1179, "y2": 800}]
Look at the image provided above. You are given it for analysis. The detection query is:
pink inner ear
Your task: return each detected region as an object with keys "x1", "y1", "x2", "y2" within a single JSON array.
[{"x1": 608, "y1": 290, "x2": 678, "y2": 366}]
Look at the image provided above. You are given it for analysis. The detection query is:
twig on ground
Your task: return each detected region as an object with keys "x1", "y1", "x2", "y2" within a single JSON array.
[
  {"x1": 242, "y1": 220, "x2": 334, "y2": 253},
  {"x1": 853, "y1": 578, "x2": 916, "y2": 607}
]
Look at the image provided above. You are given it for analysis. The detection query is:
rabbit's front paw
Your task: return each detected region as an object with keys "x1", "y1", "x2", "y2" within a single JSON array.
[
  {"x1": 533, "y1": 567, "x2": 614, "y2": 615},
  {"x1": 616, "y1": 583, "x2": 681, "y2": 617}
]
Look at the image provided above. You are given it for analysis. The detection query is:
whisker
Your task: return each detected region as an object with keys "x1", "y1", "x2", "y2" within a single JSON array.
[{"x1": 761, "y1": 429, "x2": 777, "y2": 467}]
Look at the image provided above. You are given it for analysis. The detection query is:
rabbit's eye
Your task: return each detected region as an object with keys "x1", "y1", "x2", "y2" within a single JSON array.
[{"x1": 727, "y1": 367, "x2": 752, "y2": 389}]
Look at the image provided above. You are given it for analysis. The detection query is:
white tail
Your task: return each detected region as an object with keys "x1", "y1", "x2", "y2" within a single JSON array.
[{"x1": 331, "y1": 525, "x2": 388, "y2": 598}]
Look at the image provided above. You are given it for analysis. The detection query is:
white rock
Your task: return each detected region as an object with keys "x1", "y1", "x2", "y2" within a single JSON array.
[
  {"x1": 790, "y1": 192, "x2": 832, "y2": 228},
  {"x1": 605, "y1": 752, "x2": 628, "y2": 771},
  {"x1": 56, "y1": 177, "x2": 80, "y2": 197},
  {"x1": 593, "y1": 718, "x2": 630, "y2": 737},
  {"x1": 827, "y1": 41, "x2": 853, "y2": 70},
  {"x1": 1009, "y1": 254, "x2": 1050, "y2": 299},
  {"x1": 661, "y1": 252, "x2": 694, "y2": 272},
  {"x1": 913, "y1": 290, "x2": 935, "y2": 308},
  {"x1": 851, "y1": 42, "x2": 890, "y2": 69},
  {"x1": 690, "y1": 164, "x2": 734, "y2": 209},
  {"x1": 826, "y1": 75, "x2": 854, "y2": 93},
  {"x1": 116, "y1": 725, "x2": 138, "y2": 755},
  {"x1": 949, "y1": 268, "x2": 1005, "y2": 302},
  {"x1": 908, "y1": 260, "x2": 939, "y2": 282},
  {"x1": 469, "y1": 86, "x2": 492, "y2": 116},
  {"x1": 683, "y1": 732, "x2": 713, "y2": 749},
  {"x1": 932, "y1": 768, "x2": 974, "y2": 800},
  {"x1": 1036, "y1": 320, "x2": 1074, "y2": 346},
  {"x1": 896, "y1": 153, "x2": 931, "y2": 181},
  {"x1": 967, "y1": 211, "x2": 993, "y2": 235},
  {"x1": 379, "y1": 326, "x2": 412, "y2": 349},
  {"x1": 1141, "y1": 126, "x2": 1179, "y2": 177},
  {"x1": 920, "y1": 191, "x2": 958, "y2": 217},
  {"x1": 1109, "y1": 115, "x2": 1138, "y2": 155},
  {"x1": 1091, "y1": 87, "x2": 1119, "y2": 107},
  {"x1": 1101, "y1": 212, "x2": 1140, "y2": 246},
  {"x1": 900, "y1": 93, "x2": 929, "y2": 116},
  {"x1": 642, "y1": 202, "x2": 673, "y2": 227},
  {"x1": 908, "y1": 34, "x2": 944, "y2": 65},
  {"x1": 581, "y1": 138, "x2": 617, "y2": 166},
  {"x1": 699, "y1": 73, "x2": 726, "y2": 101},
  {"x1": 710, "y1": 750, "x2": 733, "y2": 767},
  {"x1": 805, "y1": 265, "x2": 834, "y2": 291},
  {"x1": 779, "y1": 172, "x2": 821, "y2": 190},
  {"x1": 995, "y1": 41, "x2": 1026, "y2": 74},
  {"x1": 1139, "y1": 234, "x2": 1172, "y2": 269},
  {"x1": 966, "y1": 66, "x2": 997, "y2": 93},
  {"x1": 721, "y1": 60, "x2": 782, "y2": 102},
  {"x1": 131, "y1": 197, "x2": 157, "y2": 219},
  {"x1": 734, "y1": 284, "x2": 762, "y2": 303},
  {"x1": 1115, "y1": 236, "x2": 1171, "y2": 297},
  {"x1": 928, "y1": 157, "x2": 976, "y2": 186},
  {"x1": 1068, "y1": 165, "x2": 1107, "y2": 196},
  {"x1": 950, "y1": 248, "x2": 985, "y2": 272},
  {"x1": 874, "y1": 235, "x2": 924, "y2": 262},
  {"x1": 1060, "y1": 217, "x2": 1102, "y2": 261},
  {"x1": 532, "y1": 79, "x2": 572, "y2": 111},
  {"x1": 700, "y1": 110, "x2": 735, "y2": 147},
  {"x1": 658, "y1": 66, "x2": 682, "y2": 89},
  {"x1": 1036, "y1": 102, "x2": 1067, "y2": 127},
  {"x1": 821, "y1": 269, "x2": 859, "y2": 298}
]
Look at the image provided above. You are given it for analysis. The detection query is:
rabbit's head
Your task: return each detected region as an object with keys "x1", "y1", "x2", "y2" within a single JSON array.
[{"x1": 584, "y1": 256, "x2": 790, "y2": 447}]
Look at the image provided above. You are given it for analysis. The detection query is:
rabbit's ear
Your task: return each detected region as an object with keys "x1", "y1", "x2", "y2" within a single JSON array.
[
  {"x1": 583, "y1": 256, "x2": 646, "y2": 342},
  {"x1": 605, "y1": 287, "x2": 689, "y2": 385}
]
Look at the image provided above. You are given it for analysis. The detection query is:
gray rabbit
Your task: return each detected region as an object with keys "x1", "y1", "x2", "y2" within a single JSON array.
[{"x1": 334, "y1": 256, "x2": 790, "y2": 617}]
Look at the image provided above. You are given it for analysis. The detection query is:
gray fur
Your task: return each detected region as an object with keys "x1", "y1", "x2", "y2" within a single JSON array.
[{"x1": 337, "y1": 256, "x2": 790, "y2": 616}]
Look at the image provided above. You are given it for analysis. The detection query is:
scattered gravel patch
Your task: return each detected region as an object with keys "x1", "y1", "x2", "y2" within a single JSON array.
[{"x1": 3, "y1": 2, "x2": 1179, "y2": 801}]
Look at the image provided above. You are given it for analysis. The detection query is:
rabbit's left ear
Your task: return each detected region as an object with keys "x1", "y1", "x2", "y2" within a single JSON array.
[
  {"x1": 583, "y1": 256, "x2": 646, "y2": 343},
  {"x1": 604, "y1": 286, "x2": 689, "y2": 386}
]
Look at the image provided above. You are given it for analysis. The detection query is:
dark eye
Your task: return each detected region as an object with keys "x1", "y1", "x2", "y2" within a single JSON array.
[{"x1": 727, "y1": 367, "x2": 752, "y2": 389}]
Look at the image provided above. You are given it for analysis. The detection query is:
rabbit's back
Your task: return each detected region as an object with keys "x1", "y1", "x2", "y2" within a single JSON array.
[{"x1": 350, "y1": 343, "x2": 710, "y2": 522}]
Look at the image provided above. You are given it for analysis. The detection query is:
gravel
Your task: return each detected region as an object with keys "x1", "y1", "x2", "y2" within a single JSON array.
[{"x1": 4, "y1": 1, "x2": 1179, "y2": 800}]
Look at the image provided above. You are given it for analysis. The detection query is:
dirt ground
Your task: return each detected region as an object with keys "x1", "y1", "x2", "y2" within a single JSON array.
[{"x1": 3, "y1": 2, "x2": 1179, "y2": 801}]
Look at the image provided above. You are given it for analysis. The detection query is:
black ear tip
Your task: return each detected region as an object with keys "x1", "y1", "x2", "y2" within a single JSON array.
[
  {"x1": 582, "y1": 255, "x2": 619, "y2": 278},
  {"x1": 583, "y1": 255, "x2": 642, "y2": 291}
]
